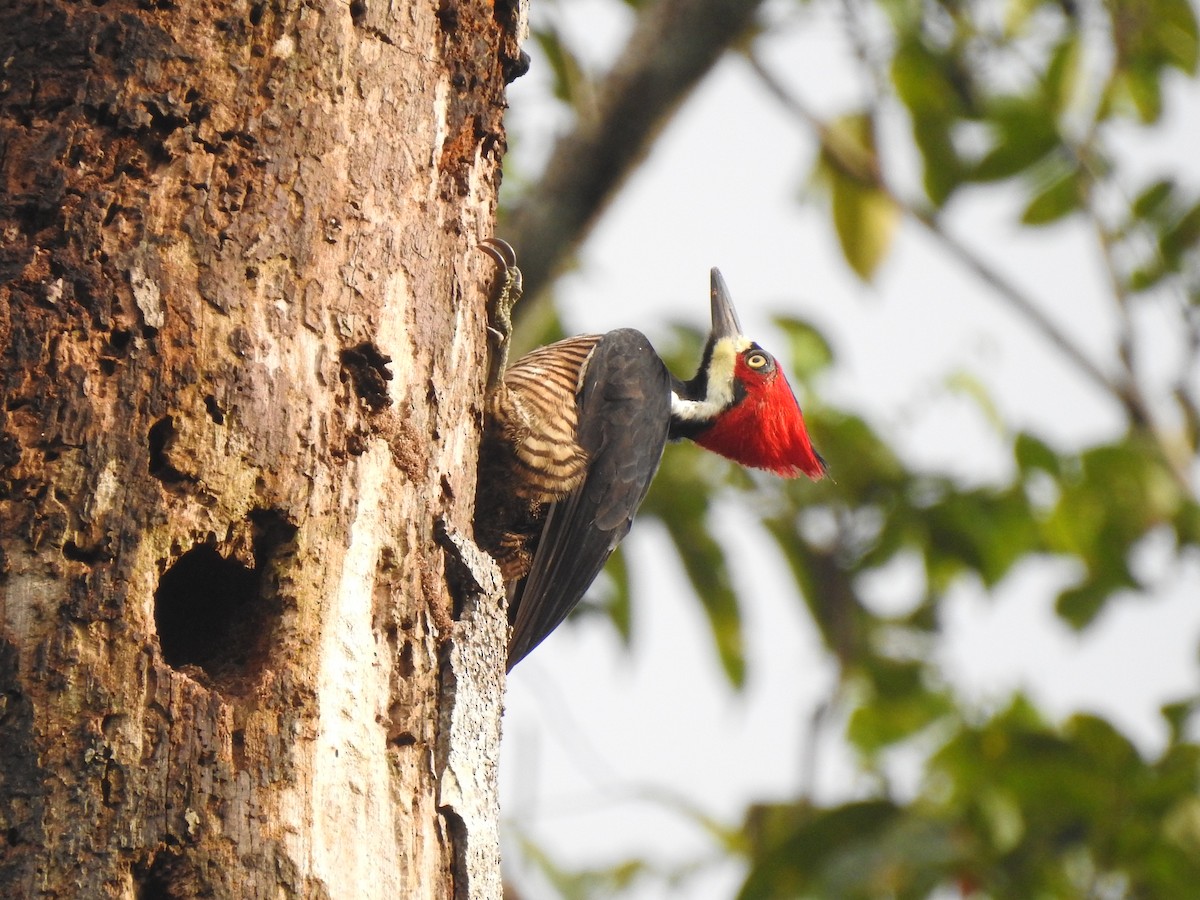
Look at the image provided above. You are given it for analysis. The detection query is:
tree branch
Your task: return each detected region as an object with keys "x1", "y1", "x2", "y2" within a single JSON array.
[{"x1": 504, "y1": 0, "x2": 767, "y2": 307}]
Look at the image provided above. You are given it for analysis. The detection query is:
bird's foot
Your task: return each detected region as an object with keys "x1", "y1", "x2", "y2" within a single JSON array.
[
  {"x1": 480, "y1": 238, "x2": 523, "y2": 344},
  {"x1": 480, "y1": 238, "x2": 523, "y2": 390}
]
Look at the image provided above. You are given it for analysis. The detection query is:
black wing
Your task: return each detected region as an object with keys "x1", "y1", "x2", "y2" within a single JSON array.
[{"x1": 506, "y1": 328, "x2": 672, "y2": 670}]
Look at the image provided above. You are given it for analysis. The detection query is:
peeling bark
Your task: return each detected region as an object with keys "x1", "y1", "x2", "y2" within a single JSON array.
[{"x1": 0, "y1": 0, "x2": 522, "y2": 896}]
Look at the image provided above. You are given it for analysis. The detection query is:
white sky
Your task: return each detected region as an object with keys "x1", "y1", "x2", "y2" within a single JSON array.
[{"x1": 499, "y1": 3, "x2": 1200, "y2": 896}]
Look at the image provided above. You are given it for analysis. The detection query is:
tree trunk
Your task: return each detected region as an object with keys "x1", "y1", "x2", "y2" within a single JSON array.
[{"x1": 0, "y1": 0, "x2": 523, "y2": 896}]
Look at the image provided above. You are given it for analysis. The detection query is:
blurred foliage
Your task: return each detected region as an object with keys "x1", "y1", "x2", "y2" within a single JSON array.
[
  {"x1": 740, "y1": 700, "x2": 1200, "y2": 898},
  {"x1": 501, "y1": 0, "x2": 1200, "y2": 896}
]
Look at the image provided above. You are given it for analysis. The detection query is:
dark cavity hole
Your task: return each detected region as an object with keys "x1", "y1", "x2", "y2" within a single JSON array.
[
  {"x1": 147, "y1": 417, "x2": 190, "y2": 484},
  {"x1": 435, "y1": 0, "x2": 458, "y2": 31},
  {"x1": 349, "y1": 0, "x2": 367, "y2": 23},
  {"x1": 134, "y1": 849, "x2": 198, "y2": 900},
  {"x1": 398, "y1": 641, "x2": 414, "y2": 678},
  {"x1": 154, "y1": 545, "x2": 274, "y2": 690},
  {"x1": 339, "y1": 342, "x2": 393, "y2": 411},
  {"x1": 203, "y1": 395, "x2": 225, "y2": 425},
  {"x1": 109, "y1": 328, "x2": 134, "y2": 355},
  {"x1": 63, "y1": 540, "x2": 107, "y2": 565},
  {"x1": 231, "y1": 728, "x2": 247, "y2": 768}
]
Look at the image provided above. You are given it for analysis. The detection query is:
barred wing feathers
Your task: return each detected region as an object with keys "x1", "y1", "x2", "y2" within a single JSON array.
[{"x1": 506, "y1": 329, "x2": 672, "y2": 669}]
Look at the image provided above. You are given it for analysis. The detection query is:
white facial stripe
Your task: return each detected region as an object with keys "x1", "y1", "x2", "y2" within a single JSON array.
[
  {"x1": 670, "y1": 337, "x2": 750, "y2": 421},
  {"x1": 670, "y1": 394, "x2": 724, "y2": 421}
]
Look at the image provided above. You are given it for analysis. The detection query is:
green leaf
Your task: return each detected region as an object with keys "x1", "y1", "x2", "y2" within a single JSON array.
[
  {"x1": 1160, "y1": 697, "x2": 1200, "y2": 746},
  {"x1": 921, "y1": 488, "x2": 1039, "y2": 588},
  {"x1": 1174, "y1": 500, "x2": 1200, "y2": 547},
  {"x1": 891, "y1": 37, "x2": 971, "y2": 204},
  {"x1": 945, "y1": 370, "x2": 1004, "y2": 431},
  {"x1": 972, "y1": 96, "x2": 1060, "y2": 182},
  {"x1": 1153, "y1": 0, "x2": 1200, "y2": 72},
  {"x1": 1161, "y1": 200, "x2": 1200, "y2": 263},
  {"x1": 1022, "y1": 166, "x2": 1082, "y2": 225},
  {"x1": 830, "y1": 171, "x2": 899, "y2": 281},
  {"x1": 1045, "y1": 34, "x2": 1084, "y2": 115},
  {"x1": 814, "y1": 114, "x2": 900, "y2": 281},
  {"x1": 1132, "y1": 178, "x2": 1176, "y2": 218},
  {"x1": 1004, "y1": 0, "x2": 1044, "y2": 36},
  {"x1": 892, "y1": 38, "x2": 971, "y2": 119},
  {"x1": 764, "y1": 521, "x2": 866, "y2": 667},
  {"x1": 1129, "y1": 259, "x2": 1168, "y2": 292},
  {"x1": 846, "y1": 661, "x2": 955, "y2": 754},
  {"x1": 1114, "y1": 65, "x2": 1167, "y2": 122},
  {"x1": 1055, "y1": 577, "x2": 1120, "y2": 629},
  {"x1": 918, "y1": 121, "x2": 967, "y2": 205},
  {"x1": 1014, "y1": 432, "x2": 1062, "y2": 476}
]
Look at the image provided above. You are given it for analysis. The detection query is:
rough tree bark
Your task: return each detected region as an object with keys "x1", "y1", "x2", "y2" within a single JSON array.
[{"x1": 0, "y1": 0, "x2": 524, "y2": 896}]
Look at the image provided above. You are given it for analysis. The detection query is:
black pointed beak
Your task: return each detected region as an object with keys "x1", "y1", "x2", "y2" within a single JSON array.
[{"x1": 710, "y1": 268, "x2": 743, "y2": 339}]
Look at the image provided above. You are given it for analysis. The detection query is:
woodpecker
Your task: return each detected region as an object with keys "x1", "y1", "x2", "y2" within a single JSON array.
[{"x1": 475, "y1": 240, "x2": 826, "y2": 670}]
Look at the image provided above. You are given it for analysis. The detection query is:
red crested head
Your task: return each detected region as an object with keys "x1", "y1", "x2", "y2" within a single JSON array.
[
  {"x1": 692, "y1": 344, "x2": 826, "y2": 478},
  {"x1": 671, "y1": 269, "x2": 827, "y2": 480}
]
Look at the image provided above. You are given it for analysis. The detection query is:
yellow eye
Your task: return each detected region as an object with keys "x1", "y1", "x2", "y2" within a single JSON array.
[{"x1": 746, "y1": 351, "x2": 770, "y2": 370}]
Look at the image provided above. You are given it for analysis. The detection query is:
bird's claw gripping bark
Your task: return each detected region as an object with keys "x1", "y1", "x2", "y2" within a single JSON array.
[
  {"x1": 480, "y1": 238, "x2": 523, "y2": 391},
  {"x1": 481, "y1": 238, "x2": 522, "y2": 343}
]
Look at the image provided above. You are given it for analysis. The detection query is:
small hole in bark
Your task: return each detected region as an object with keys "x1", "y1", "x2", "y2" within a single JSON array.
[
  {"x1": 63, "y1": 540, "x2": 108, "y2": 565},
  {"x1": 339, "y1": 342, "x2": 393, "y2": 411},
  {"x1": 203, "y1": 395, "x2": 225, "y2": 425},
  {"x1": 249, "y1": 2, "x2": 265, "y2": 25},
  {"x1": 398, "y1": 641, "x2": 414, "y2": 677},
  {"x1": 148, "y1": 417, "x2": 191, "y2": 484},
  {"x1": 231, "y1": 729, "x2": 247, "y2": 768},
  {"x1": 349, "y1": 0, "x2": 367, "y2": 23},
  {"x1": 110, "y1": 328, "x2": 134, "y2": 355}
]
